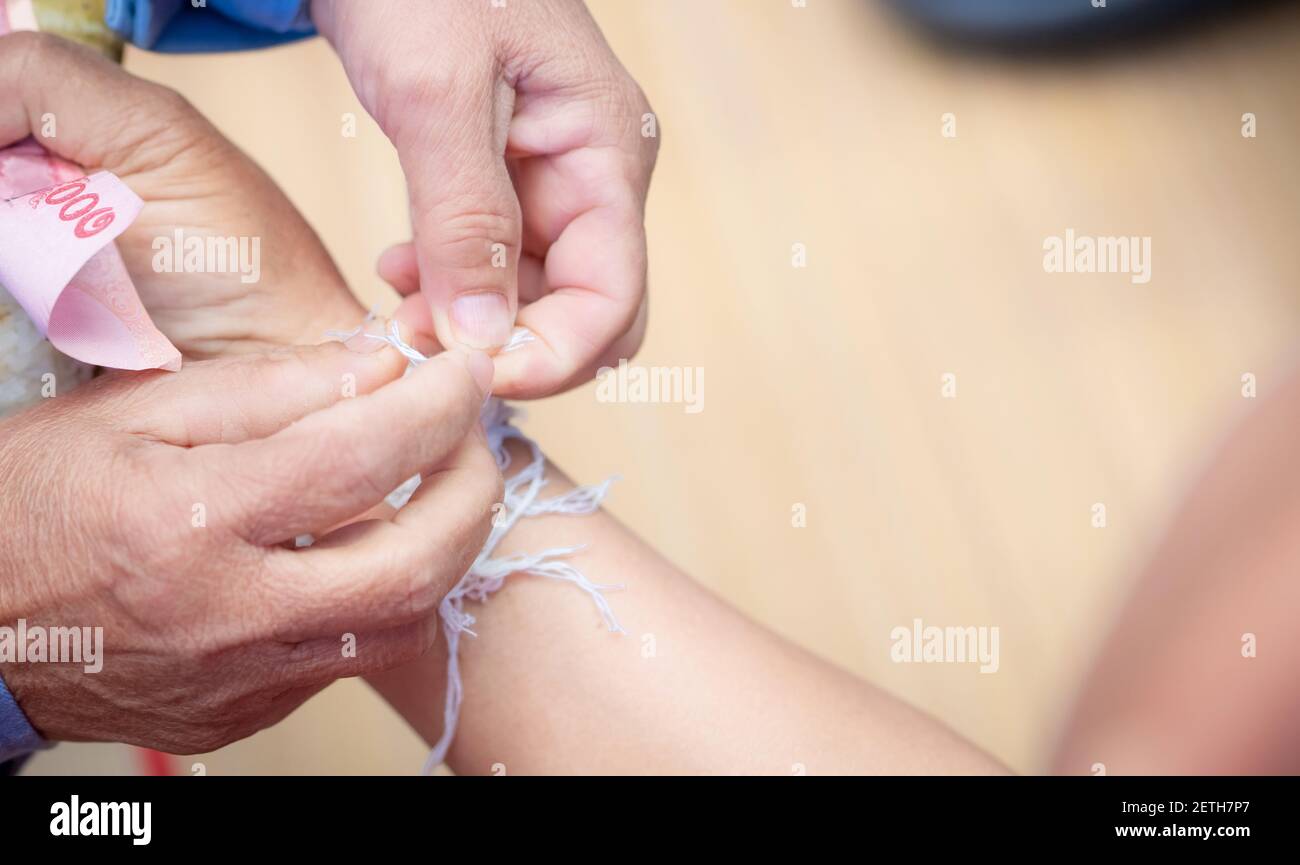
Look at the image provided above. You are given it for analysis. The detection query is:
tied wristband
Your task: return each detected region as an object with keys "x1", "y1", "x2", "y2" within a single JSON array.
[{"x1": 325, "y1": 319, "x2": 624, "y2": 773}]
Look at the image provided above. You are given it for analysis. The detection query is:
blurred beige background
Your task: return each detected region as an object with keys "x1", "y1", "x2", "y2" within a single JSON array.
[{"x1": 28, "y1": 0, "x2": 1300, "y2": 775}]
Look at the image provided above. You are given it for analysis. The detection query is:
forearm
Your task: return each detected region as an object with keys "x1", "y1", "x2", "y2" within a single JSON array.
[
  {"x1": 369, "y1": 441, "x2": 1007, "y2": 776},
  {"x1": 1052, "y1": 370, "x2": 1300, "y2": 775}
]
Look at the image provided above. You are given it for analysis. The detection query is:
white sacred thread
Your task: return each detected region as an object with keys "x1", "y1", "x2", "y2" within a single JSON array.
[
  {"x1": 329, "y1": 315, "x2": 534, "y2": 356},
  {"x1": 324, "y1": 318, "x2": 624, "y2": 772},
  {"x1": 501, "y1": 326, "x2": 536, "y2": 353}
]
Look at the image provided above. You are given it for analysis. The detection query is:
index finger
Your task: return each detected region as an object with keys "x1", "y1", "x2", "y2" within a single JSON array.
[{"x1": 190, "y1": 348, "x2": 494, "y2": 547}]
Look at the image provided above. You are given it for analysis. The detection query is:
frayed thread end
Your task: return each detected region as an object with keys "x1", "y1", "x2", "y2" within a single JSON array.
[{"x1": 329, "y1": 319, "x2": 623, "y2": 774}]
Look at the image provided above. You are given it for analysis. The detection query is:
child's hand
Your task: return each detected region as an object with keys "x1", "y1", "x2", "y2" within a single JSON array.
[
  {"x1": 0, "y1": 32, "x2": 367, "y2": 358},
  {"x1": 312, "y1": 0, "x2": 657, "y2": 398}
]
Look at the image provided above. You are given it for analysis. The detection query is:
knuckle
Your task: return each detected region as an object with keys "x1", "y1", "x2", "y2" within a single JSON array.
[
  {"x1": 132, "y1": 78, "x2": 199, "y2": 126},
  {"x1": 148, "y1": 82, "x2": 196, "y2": 117},
  {"x1": 120, "y1": 87, "x2": 219, "y2": 173},
  {"x1": 249, "y1": 347, "x2": 325, "y2": 407},
  {"x1": 391, "y1": 59, "x2": 461, "y2": 112},
  {"x1": 378, "y1": 56, "x2": 488, "y2": 141},
  {"x1": 428, "y1": 205, "x2": 521, "y2": 274}
]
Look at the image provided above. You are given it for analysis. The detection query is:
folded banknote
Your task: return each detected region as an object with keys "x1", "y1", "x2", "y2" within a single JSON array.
[{"x1": 0, "y1": 141, "x2": 181, "y2": 372}]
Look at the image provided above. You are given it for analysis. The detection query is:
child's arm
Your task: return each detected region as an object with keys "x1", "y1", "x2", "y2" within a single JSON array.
[{"x1": 368, "y1": 439, "x2": 1008, "y2": 775}]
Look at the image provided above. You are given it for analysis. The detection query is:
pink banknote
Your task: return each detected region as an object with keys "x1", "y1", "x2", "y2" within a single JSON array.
[
  {"x1": 0, "y1": 141, "x2": 181, "y2": 372},
  {"x1": 0, "y1": 0, "x2": 37, "y2": 34}
]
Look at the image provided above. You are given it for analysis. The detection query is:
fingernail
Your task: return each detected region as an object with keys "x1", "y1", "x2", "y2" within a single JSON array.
[
  {"x1": 464, "y1": 350, "x2": 495, "y2": 397},
  {"x1": 449, "y1": 293, "x2": 512, "y2": 350}
]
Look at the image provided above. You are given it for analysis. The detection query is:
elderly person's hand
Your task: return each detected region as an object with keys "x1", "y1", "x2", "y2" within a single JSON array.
[
  {"x1": 0, "y1": 32, "x2": 504, "y2": 754},
  {"x1": 0, "y1": 340, "x2": 500, "y2": 753},
  {"x1": 312, "y1": 0, "x2": 656, "y2": 398},
  {"x1": 0, "y1": 31, "x2": 369, "y2": 358}
]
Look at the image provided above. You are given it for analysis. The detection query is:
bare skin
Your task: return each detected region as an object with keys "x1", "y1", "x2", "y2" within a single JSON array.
[
  {"x1": 1052, "y1": 366, "x2": 1300, "y2": 775},
  {"x1": 369, "y1": 443, "x2": 1008, "y2": 776},
  {"x1": 313, "y1": 0, "x2": 657, "y2": 396},
  {"x1": 20, "y1": 33, "x2": 1297, "y2": 775},
  {"x1": 0, "y1": 34, "x2": 503, "y2": 755}
]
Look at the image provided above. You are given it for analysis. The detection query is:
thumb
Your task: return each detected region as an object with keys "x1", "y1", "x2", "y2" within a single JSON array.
[{"x1": 399, "y1": 69, "x2": 520, "y2": 353}]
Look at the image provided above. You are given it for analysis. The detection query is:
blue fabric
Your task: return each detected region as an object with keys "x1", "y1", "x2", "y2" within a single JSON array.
[
  {"x1": 0, "y1": 669, "x2": 45, "y2": 767},
  {"x1": 105, "y1": 0, "x2": 315, "y2": 53},
  {"x1": 890, "y1": 0, "x2": 1213, "y2": 40}
]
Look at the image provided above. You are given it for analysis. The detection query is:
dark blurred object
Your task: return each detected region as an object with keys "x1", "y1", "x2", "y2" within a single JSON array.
[{"x1": 885, "y1": 0, "x2": 1253, "y2": 50}]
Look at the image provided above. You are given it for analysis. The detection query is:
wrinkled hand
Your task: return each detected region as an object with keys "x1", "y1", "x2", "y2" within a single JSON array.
[
  {"x1": 0, "y1": 31, "x2": 367, "y2": 358},
  {"x1": 313, "y1": 0, "x2": 657, "y2": 398},
  {"x1": 0, "y1": 341, "x2": 500, "y2": 753}
]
